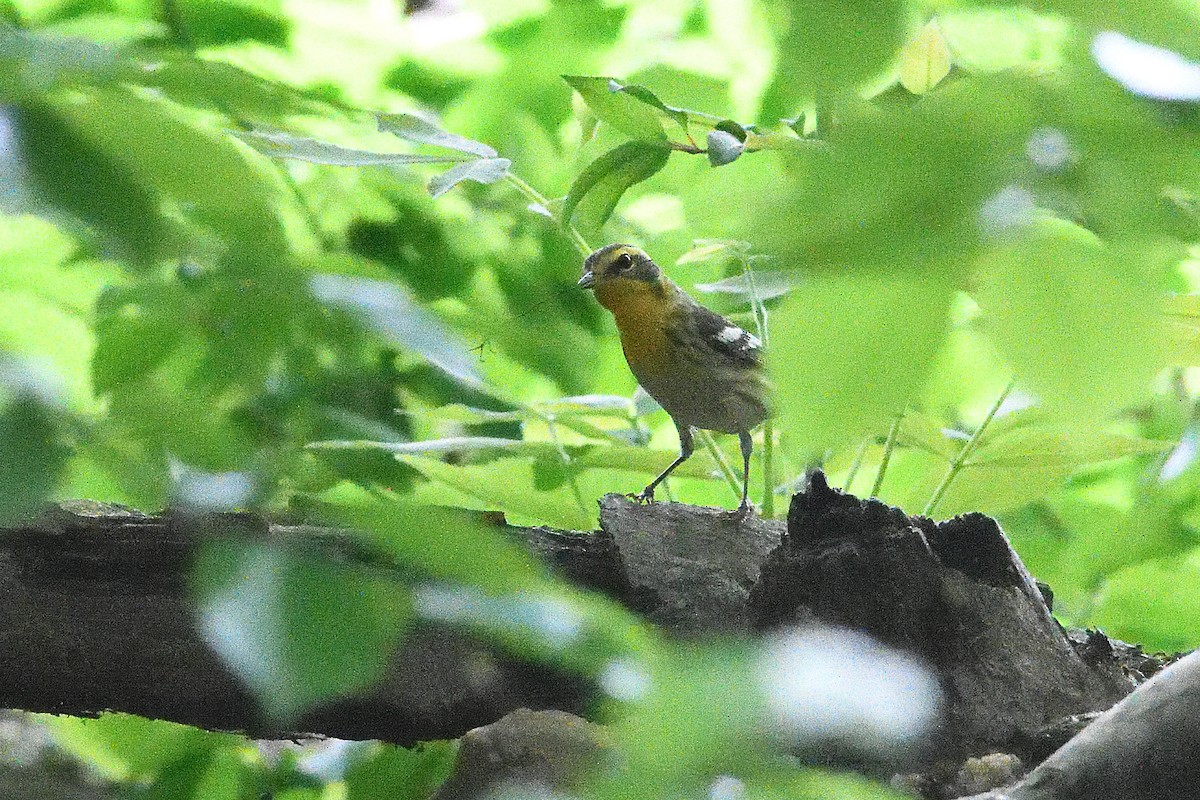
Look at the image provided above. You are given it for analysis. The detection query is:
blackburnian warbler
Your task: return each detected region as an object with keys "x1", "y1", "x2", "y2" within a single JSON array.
[{"x1": 578, "y1": 244, "x2": 769, "y2": 513}]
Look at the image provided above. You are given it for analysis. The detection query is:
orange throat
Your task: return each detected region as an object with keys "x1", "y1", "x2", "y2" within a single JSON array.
[{"x1": 594, "y1": 278, "x2": 673, "y2": 378}]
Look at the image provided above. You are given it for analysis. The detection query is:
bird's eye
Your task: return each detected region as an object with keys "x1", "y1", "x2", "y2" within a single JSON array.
[{"x1": 613, "y1": 252, "x2": 635, "y2": 272}]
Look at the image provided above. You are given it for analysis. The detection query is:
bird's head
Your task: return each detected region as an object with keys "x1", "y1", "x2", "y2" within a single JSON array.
[{"x1": 577, "y1": 244, "x2": 665, "y2": 310}]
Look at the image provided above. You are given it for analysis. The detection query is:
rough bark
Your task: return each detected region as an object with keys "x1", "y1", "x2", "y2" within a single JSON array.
[
  {"x1": 0, "y1": 501, "x2": 596, "y2": 744},
  {"x1": 0, "y1": 476, "x2": 1152, "y2": 768},
  {"x1": 959, "y1": 648, "x2": 1200, "y2": 800},
  {"x1": 748, "y1": 471, "x2": 1133, "y2": 765}
]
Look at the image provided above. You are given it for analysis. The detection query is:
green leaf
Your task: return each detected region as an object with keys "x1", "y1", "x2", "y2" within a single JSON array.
[
  {"x1": 760, "y1": 0, "x2": 910, "y2": 119},
  {"x1": 562, "y1": 140, "x2": 671, "y2": 228},
  {"x1": 146, "y1": 746, "x2": 248, "y2": 800},
  {"x1": 770, "y1": 274, "x2": 954, "y2": 457},
  {"x1": 8, "y1": 103, "x2": 172, "y2": 264},
  {"x1": 897, "y1": 411, "x2": 961, "y2": 461},
  {"x1": 428, "y1": 157, "x2": 511, "y2": 198},
  {"x1": 898, "y1": 19, "x2": 953, "y2": 95},
  {"x1": 571, "y1": 443, "x2": 725, "y2": 479},
  {"x1": 325, "y1": 495, "x2": 551, "y2": 594},
  {"x1": 309, "y1": 436, "x2": 535, "y2": 455},
  {"x1": 377, "y1": 112, "x2": 498, "y2": 157},
  {"x1": 613, "y1": 80, "x2": 692, "y2": 132},
  {"x1": 134, "y1": 51, "x2": 333, "y2": 123},
  {"x1": 309, "y1": 272, "x2": 481, "y2": 385},
  {"x1": 345, "y1": 742, "x2": 456, "y2": 800},
  {"x1": 234, "y1": 130, "x2": 468, "y2": 167},
  {"x1": 1029, "y1": 0, "x2": 1200, "y2": 64},
  {"x1": 193, "y1": 540, "x2": 412, "y2": 721},
  {"x1": 1092, "y1": 549, "x2": 1200, "y2": 653},
  {"x1": 563, "y1": 75, "x2": 667, "y2": 140},
  {"x1": 93, "y1": 290, "x2": 189, "y2": 394},
  {"x1": 706, "y1": 129, "x2": 744, "y2": 166},
  {"x1": 46, "y1": 714, "x2": 238, "y2": 782},
  {"x1": 906, "y1": 410, "x2": 1172, "y2": 517},
  {"x1": 172, "y1": 0, "x2": 290, "y2": 48},
  {"x1": 1163, "y1": 294, "x2": 1200, "y2": 364},
  {"x1": 40, "y1": 85, "x2": 291, "y2": 259},
  {"x1": 403, "y1": 454, "x2": 595, "y2": 530},
  {"x1": 714, "y1": 119, "x2": 748, "y2": 142},
  {"x1": 972, "y1": 412, "x2": 1172, "y2": 467},
  {"x1": 0, "y1": 395, "x2": 67, "y2": 524},
  {"x1": 0, "y1": 28, "x2": 121, "y2": 101},
  {"x1": 975, "y1": 220, "x2": 1169, "y2": 421}
]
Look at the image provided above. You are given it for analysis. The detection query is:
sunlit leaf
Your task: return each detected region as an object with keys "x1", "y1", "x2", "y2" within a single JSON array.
[
  {"x1": 974, "y1": 219, "x2": 1169, "y2": 421},
  {"x1": 1163, "y1": 293, "x2": 1200, "y2": 364},
  {"x1": 912, "y1": 410, "x2": 1172, "y2": 517},
  {"x1": 613, "y1": 79, "x2": 693, "y2": 132},
  {"x1": 1092, "y1": 549, "x2": 1200, "y2": 652},
  {"x1": 45, "y1": 714, "x2": 239, "y2": 782},
  {"x1": 899, "y1": 19, "x2": 953, "y2": 95},
  {"x1": 760, "y1": 0, "x2": 910, "y2": 119},
  {"x1": 345, "y1": 742, "x2": 456, "y2": 800},
  {"x1": 309, "y1": 436, "x2": 531, "y2": 454},
  {"x1": 563, "y1": 75, "x2": 667, "y2": 140},
  {"x1": 325, "y1": 493, "x2": 550, "y2": 594},
  {"x1": 403, "y1": 454, "x2": 595, "y2": 530},
  {"x1": 770, "y1": 274, "x2": 954, "y2": 457}
]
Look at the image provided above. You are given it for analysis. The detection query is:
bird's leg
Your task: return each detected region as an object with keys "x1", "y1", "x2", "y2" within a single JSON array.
[
  {"x1": 631, "y1": 423, "x2": 693, "y2": 504},
  {"x1": 734, "y1": 430, "x2": 754, "y2": 517}
]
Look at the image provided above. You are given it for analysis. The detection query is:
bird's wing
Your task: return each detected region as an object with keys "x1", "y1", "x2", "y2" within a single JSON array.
[{"x1": 683, "y1": 301, "x2": 763, "y2": 370}]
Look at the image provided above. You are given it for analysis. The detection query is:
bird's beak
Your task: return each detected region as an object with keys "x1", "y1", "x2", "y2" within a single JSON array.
[{"x1": 577, "y1": 271, "x2": 595, "y2": 290}]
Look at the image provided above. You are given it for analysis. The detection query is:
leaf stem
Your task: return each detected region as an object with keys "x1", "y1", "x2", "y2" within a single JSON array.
[
  {"x1": 842, "y1": 435, "x2": 871, "y2": 491},
  {"x1": 504, "y1": 173, "x2": 592, "y2": 256},
  {"x1": 696, "y1": 429, "x2": 743, "y2": 503},
  {"x1": 923, "y1": 380, "x2": 1015, "y2": 518},
  {"x1": 738, "y1": 252, "x2": 774, "y2": 517},
  {"x1": 870, "y1": 411, "x2": 904, "y2": 498},
  {"x1": 544, "y1": 414, "x2": 589, "y2": 514}
]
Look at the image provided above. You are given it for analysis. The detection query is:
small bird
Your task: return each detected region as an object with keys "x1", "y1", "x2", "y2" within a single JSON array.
[{"x1": 577, "y1": 243, "x2": 769, "y2": 513}]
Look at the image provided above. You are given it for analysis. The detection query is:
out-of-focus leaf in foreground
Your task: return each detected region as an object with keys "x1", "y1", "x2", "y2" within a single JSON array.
[
  {"x1": 770, "y1": 274, "x2": 954, "y2": 458},
  {"x1": 309, "y1": 272, "x2": 481, "y2": 385},
  {"x1": 193, "y1": 539, "x2": 412, "y2": 721},
  {"x1": 974, "y1": 219, "x2": 1169, "y2": 422},
  {"x1": 760, "y1": 0, "x2": 911, "y2": 120}
]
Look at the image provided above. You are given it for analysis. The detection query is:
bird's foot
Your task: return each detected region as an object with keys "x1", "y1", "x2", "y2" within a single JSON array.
[
  {"x1": 731, "y1": 500, "x2": 755, "y2": 520},
  {"x1": 626, "y1": 487, "x2": 656, "y2": 505}
]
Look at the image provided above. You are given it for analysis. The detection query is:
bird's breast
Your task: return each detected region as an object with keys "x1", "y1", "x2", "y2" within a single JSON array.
[{"x1": 600, "y1": 288, "x2": 675, "y2": 379}]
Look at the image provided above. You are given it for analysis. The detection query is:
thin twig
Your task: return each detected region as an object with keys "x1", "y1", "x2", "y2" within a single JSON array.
[
  {"x1": 504, "y1": 173, "x2": 591, "y2": 256},
  {"x1": 696, "y1": 429, "x2": 742, "y2": 503},
  {"x1": 923, "y1": 380, "x2": 1015, "y2": 518},
  {"x1": 738, "y1": 251, "x2": 775, "y2": 517},
  {"x1": 842, "y1": 435, "x2": 871, "y2": 491},
  {"x1": 544, "y1": 414, "x2": 589, "y2": 514},
  {"x1": 870, "y1": 411, "x2": 904, "y2": 498}
]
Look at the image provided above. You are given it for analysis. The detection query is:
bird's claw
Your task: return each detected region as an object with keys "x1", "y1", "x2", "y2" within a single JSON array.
[{"x1": 626, "y1": 488, "x2": 655, "y2": 505}]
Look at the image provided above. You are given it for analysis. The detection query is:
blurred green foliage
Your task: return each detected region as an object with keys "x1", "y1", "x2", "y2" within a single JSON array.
[{"x1": 4, "y1": 0, "x2": 1200, "y2": 795}]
